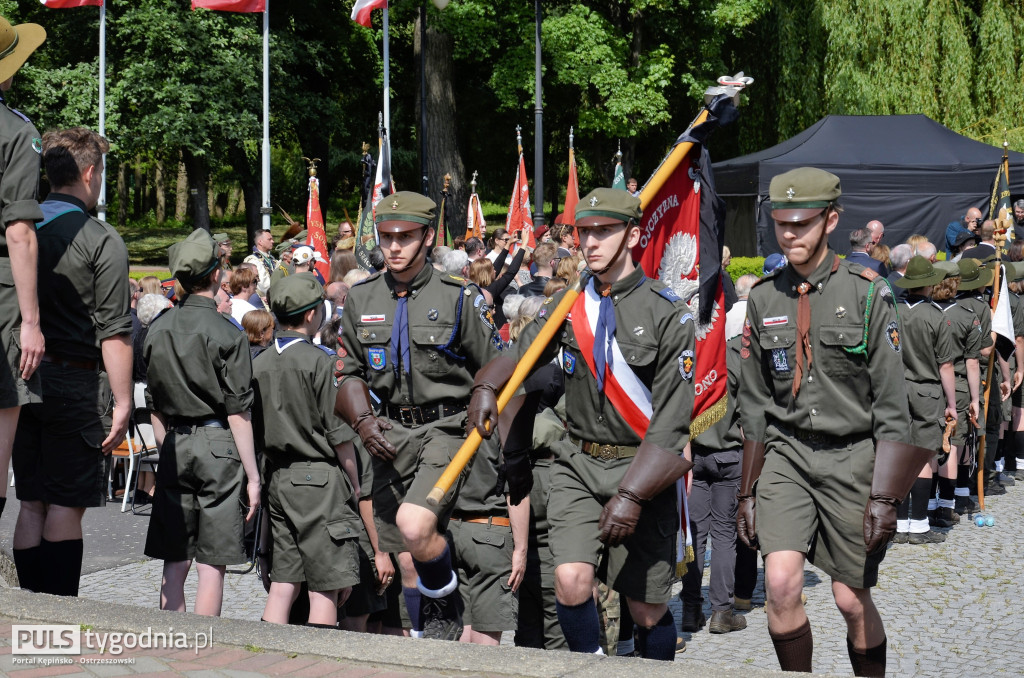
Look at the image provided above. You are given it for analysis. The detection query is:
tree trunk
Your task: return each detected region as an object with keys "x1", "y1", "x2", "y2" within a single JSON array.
[
  {"x1": 155, "y1": 160, "x2": 166, "y2": 223},
  {"x1": 133, "y1": 163, "x2": 143, "y2": 219},
  {"x1": 117, "y1": 160, "x2": 128, "y2": 227},
  {"x1": 175, "y1": 156, "x2": 188, "y2": 222},
  {"x1": 182, "y1": 148, "x2": 211, "y2": 232},
  {"x1": 417, "y1": 14, "x2": 468, "y2": 237},
  {"x1": 225, "y1": 142, "x2": 262, "y2": 245}
]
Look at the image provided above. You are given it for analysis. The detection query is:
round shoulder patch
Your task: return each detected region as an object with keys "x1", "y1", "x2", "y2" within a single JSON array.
[{"x1": 886, "y1": 320, "x2": 901, "y2": 353}]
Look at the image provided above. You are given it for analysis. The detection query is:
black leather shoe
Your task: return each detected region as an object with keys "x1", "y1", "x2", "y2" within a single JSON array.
[
  {"x1": 681, "y1": 607, "x2": 706, "y2": 632},
  {"x1": 984, "y1": 482, "x2": 1007, "y2": 496}
]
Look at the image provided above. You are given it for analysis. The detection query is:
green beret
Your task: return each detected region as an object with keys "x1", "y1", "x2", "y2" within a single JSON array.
[
  {"x1": 168, "y1": 229, "x2": 219, "y2": 280},
  {"x1": 769, "y1": 167, "x2": 841, "y2": 222},
  {"x1": 375, "y1": 191, "x2": 437, "y2": 232},
  {"x1": 212, "y1": 233, "x2": 230, "y2": 243},
  {"x1": 270, "y1": 273, "x2": 324, "y2": 316},
  {"x1": 957, "y1": 258, "x2": 993, "y2": 291},
  {"x1": 894, "y1": 256, "x2": 943, "y2": 289},
  {"x1": 575, "y1": 188, "x2": 642, "y2": 227}
]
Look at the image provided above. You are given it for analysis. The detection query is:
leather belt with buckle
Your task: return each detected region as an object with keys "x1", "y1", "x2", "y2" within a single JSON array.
[
  {"x1": 385, "y1": 401, "x2": 467, "y2": 428},
  {"x1": 773, "y1": 423, "x2": 863, "y2": 448},
  {"x1": 450, "y1": 513, "x2": 511, "y2": 527},
  {"x1": 167, "y1": 417, "x2": 229, "y2": 434},
  {"x1": 41, "y1": 353, "x2": 98, "y2": 371},
  {"x1": 570, "y1": 436, "x2": 638, "y2": 460}
]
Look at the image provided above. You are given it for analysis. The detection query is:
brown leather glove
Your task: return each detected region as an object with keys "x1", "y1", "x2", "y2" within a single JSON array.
[
  {"x1": 334, "y1": 378, "x2": 396, "y2": 461},
  {"x1": 466, "y1": 355, "x2": 518, "y2": 439},
  {"x1": 736, "y1": 440, "x2": 766, "y2": 550},
  {"x1": 598, "y1": 441, "x2": 693, "y2": 546},
  {"x1": 863, "y1": 440, "x2": 934, "y2": 555}
]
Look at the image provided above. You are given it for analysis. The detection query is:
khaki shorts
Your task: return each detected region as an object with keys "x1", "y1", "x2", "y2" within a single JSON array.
[
  {"x1": 547, "y1": 441, "x2": 678, "y2": 604},
  {"x1": 0, "y1": 261, "x2": 41, "y2": 409},
  {"x1": 755, "y1": 426, "x2": 886, "y2": 589},
  {"x1": 371, "y1": 411, "x2": 471, "y2": 553},
  {"x1": 12, "y1": 362, "x2": 107, "y2": 507},
  {"x1": 144, "y1": 424, "x2": 246, "y2": 566},
  {"x1": 449, "y1": 518, "x2": 518, "y2": 632},
  {"x1": 266, "y1": 461, "x2": 362, "y2": 592}
]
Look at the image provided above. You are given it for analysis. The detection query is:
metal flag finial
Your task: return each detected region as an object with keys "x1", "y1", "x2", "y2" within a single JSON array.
[
  {"x1": 616, "y1": 139, "x2": 622, "y2": 160},
  {"x1": 471, "y1": 170, "x2": 478, "y2": 192},
  {"x1": 705, "y1": 71, "x2": 754, "y2": 106},
  {"x1": 302, "y1": 157, "x2": 321, "y2": 177},
  {"x1": 569, "y1": 126, "x2": 574, "y2": 150}
]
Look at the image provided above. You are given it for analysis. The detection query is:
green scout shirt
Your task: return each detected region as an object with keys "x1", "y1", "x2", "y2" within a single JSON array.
[
  {"x1": 1007, "y1": 293, "x2": 1024, "y2": 376},
  {"x1": 338, "y1": 263, "x2": 503, "y2": 408},
  {"x1": 144, "y1": 294, "x2": 254, "y2": 418},
  {"x1": 898, "y1": 295, "x2": 955, "y2": 384},
  {"x1": 517, "y1": 266, "x2": 696, "y2": 453},
  {"x1": 35, "y1": 194, "x2": 132, "y2": 361},
  {"x1": 937, "y1": 300, "x2": 983, "y2": 396},
  {"x1": 739, "y1": 252, "x2": 909, "y2": 443},
  {"x1": 252, "y1": 330, "x2": 353, "y2": 466},
  {"x1": 454, "y1": 436, "x2": 506, "y2": 514},
  {"x1": 956, "y1": 292, "x2": 994, "y2": 381},
  {"x1": 693, "y1": 335, "x2": 742, "y2": 452},
  {"x1": 0, "y1": 96, "x2": 43, "y2": 247}
]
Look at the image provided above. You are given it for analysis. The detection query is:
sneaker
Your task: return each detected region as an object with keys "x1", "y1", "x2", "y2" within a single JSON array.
[
  {"x1": 675, "y1": 637, "x2": 687, "y2": 653},
  {"x1": 929, "y1": 509, "x2": 954, "y2": 529},
  {"x1": 733, "y1": 597, "x2": 752, "y2": 611},
  {"x1": 708, "y1": 610, "x2": 747, "y2": 634},
  {"x1": 681, "y1": 607, "x2": 706, "y2": 633},
  {"x1": 419, "y1": 593, "x2": 464, "y2": 641},
  {"x1": 908, "y1": 530, "x2": 946, "y2": 545},
  {"x1": 893, "y1": 532, "x2": 910, "y2": 544}
]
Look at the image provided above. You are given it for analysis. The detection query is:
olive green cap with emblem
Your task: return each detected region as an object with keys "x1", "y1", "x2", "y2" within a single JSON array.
[
  {"x1": 269, "y1": 273, "x2": 324, "y2": 317},
  {"x1": 375, "y1": 191, "x2": 437, "y2": 233},
  {"x1": 0, "y1": 16, "x2": 45, "y2": 85},
  {"x1": 957, "y1": 258, "x2": 993, "y2": 291},
  {"x1": 168, "y1": 229, "x2": 220, "y2": 281},
  {"x1": 575, "y1": 188, "x2": 642, "y2": 228},
  {"x1": 894, "y1": 256, "x2": 944, "y2": 289},
  {"x1": 769, "y1": 167, "x2": 841, "y2": 222}
]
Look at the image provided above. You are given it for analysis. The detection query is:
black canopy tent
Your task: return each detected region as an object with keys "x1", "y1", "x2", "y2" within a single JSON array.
[{"x1": 712, "y1": 115, "x2": 1024, "y2": 256}]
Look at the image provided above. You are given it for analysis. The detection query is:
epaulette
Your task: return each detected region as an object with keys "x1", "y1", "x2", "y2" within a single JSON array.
[
  {"x1": 857, "y1": 268, "x2": 879, "y2": 281},
  {"x1": 223, "y1": 313, "x2": 244, "y2": 332},
  {"x1": 9, "y1": 107, "x2": 31, "y2": 125},
  {"x1": 314, "y1": 343, "x2": 337, "y2": 357},
  {"x1": 650, "y1": 280, "x2": 682, "y2": 304},
  {"x1": 753, "y1": 267, "x2": 782, "y2": 287},
  {"x1": 352, "y1": 271, "x2": 380, "y2": 287},
  {"x1": 440, "y1": 272, "x2": 470, "y2": 287}
]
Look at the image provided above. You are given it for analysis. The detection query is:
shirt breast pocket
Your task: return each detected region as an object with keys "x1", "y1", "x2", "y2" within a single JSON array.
[
  {"x1": 354, "y1": 323, "x2": 391, "y2": 372},
  {"x1": 817, "y1": 324, "x2": 864, "y2": 377},
  {"x1": 759, "y1": 328, "x2": 796, "y2": 381},
  {"x1": 616, "y1": 339, "x2": 658, "y2": 383},
  {"x1": 411, "y1": 325, "x2": 456, "y2": 376}
]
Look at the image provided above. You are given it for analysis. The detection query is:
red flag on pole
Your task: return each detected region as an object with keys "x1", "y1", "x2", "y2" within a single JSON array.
[
  {"x1": 191, "y1": 0, "x2": 265, "y2": 11},
  {"x1": 565, "y1": 130, "x2": 580, "y2": 247},
  {"x1": 306, "y1": 173, "x2": 330, "y2": 282},
  {"x1": 40, "y1": 0, "x2": 102, "y2": 7},
  {"x1": 506, "y1": 153, "x2": 535, "y2": 249},
  {"x1": 351, "y1": 0, "x2": 388, "y2": 27}
]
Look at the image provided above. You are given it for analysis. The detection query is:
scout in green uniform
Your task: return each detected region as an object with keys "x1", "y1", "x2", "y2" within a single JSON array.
[
  {"x1": 0, "y1": 16, "x2": 46, "y2": 521},
  {"x1": 929, "y1": 262, "x2": 982, "y2": 525},
  {"x1": 736, "y1": 168, "x2": 925, "y2": 677},
  {"x1": 890, "y1": 257, "x2": 958, "y2": 544},
  {"x1": 12, "y1": 128, "x2": 132, "y2": 597},
  {"x1": 143, "y1": 229, "x2": 262, "y2": 616},
  {"x1": 1004, "y1": 261, "x2": 1024, "y2": 482},
  {"x1": 334, "y1": 191, "x2": 503, "y2": 640},
  {"x1": 253, "y1": 274, "x2": 362, "y2": 627},
  {"x1": 469, "y1": 188, "x2": 696, "y2": 660}
]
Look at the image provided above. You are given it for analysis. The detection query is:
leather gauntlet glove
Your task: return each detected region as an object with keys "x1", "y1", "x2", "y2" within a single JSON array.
[
  {"x1": 466, "y1": 355, "x2": 518, "y2": 439},
  {"x1": 736, "y1": 440, "x2": 766, "y2": 549},
  {"x1": 864, "y1": 440, "x2": 934, "y2": 555},
  {"x1": 335, "y1": 378, "x2": 396, "y2": 461}
]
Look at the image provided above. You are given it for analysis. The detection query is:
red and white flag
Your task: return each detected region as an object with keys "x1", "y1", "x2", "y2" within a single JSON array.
[
  {"x1": 565, "y1": 143, "x2": 580, "y2": 247},
  {"x1": 40, "y1": 0, "x2": 102, "y2": 7},
  {"x1": 306, "y1": 176, "x2": 330, "y2": 282},
  {"x1": 506, "y1": 153, "x2": 534, "y2": 249},
  {"x1": 351, "y1": 0, "x2": 387, "y2": 27},
  {"x1": 467, "y1": 191, "x2": 486, "y2": 240},
  {"x1": 191, "y1": 0, "x2": 265, "y2": 11}
]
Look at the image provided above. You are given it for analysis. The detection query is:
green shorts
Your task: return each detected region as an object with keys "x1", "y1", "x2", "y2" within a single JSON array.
[
  {"x1": 12, "y1": 362, "x2": 107, "y2": 507},
  {"x1": 449, "y1": 518, "x2": 518, "y2": 633},
  {"x1": 370, "y1": 411, "x2": 471, "y2": 553},
  {"x1": 755, "y1": 426, "x2": 886, "y2": 589},
  {"x1": 266, "y1": 461, "x2": 362, "y2": 592},
  {"x1": 340, "y1": 542, "x2": 388, "y2": 618},
  {"x1": 907, "y1": 382, "x2": 943, "y2": 451},
  {"x1": 547, "y1": 442, "x2": 678, "y2": 604},
  {"x1": 0, "y1": 261, "x2": 41, "y2": 409},
  {"x1": 144, "y1": 424, "x2": 247, "y2": 566}
]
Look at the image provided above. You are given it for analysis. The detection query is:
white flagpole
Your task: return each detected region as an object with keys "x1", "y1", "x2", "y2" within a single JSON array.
[
  {"x1": 97, "y1": 0, "x2": 107, "y2": 221},
  {"x1": 382, "y1": 6, "x2": 390, "y2": 134},
  {"x1": 260, "y1": 0, "x2": 271, "y2": 231}
]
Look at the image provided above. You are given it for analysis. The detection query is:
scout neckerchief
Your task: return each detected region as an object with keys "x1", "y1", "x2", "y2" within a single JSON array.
[
  {"x1": 791, "y1": 254, "x2": 841, "y2": 398},
  {"x1": 571, "y1": 274, "x2": 651, "y2": 438},
  {"x1": 251, "y1": 245, "x2": 276, "y2": 279}
]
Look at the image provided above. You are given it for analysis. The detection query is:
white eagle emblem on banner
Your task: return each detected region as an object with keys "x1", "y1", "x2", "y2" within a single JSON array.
[{"x1": 657, "y1": 231, "x2": 720, "y2": 341}]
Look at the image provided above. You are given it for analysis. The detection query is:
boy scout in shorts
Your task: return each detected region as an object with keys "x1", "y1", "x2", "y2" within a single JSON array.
[
  {"x1": 736, "y1": 167, "x2": 927, "y2": 677},
  {"x1": 143, "y1": 229, "x2": 262, "y2": 616},
  {"x1": 253, "y1": 274, "x2": 362, "y2": 627},
  {"x1": 334, "y1": 191, "x2": 503, "y2": 640},
  {"x1": 891, "y1": 257, "x2": 958, "y2": 544},
  {"x1": 469, "y1": 188, "x2": 695, "y2": 661},
  {"x1": 0, "y1": 16, "x2": 46, "y2": 521}
]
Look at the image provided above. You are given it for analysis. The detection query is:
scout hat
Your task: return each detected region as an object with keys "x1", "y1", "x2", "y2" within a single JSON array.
[
  {"x1": 1004, "y1": 261, "x2": 1024, "y2": 283},
  {"x1": 932, "y1": 260, "x2": 960, "y2": 279},
  {"x1": 957, "y1": 258, "x2": 993, "y2": 291},
  {"x1": 375, "y1": 191, "x2": 436, "y2": 233},
  {"x1": 575, "y1": 188, "x2": 642, "y2": 228},
  {"x1": 292, "y1": 245, "x2": 324, "y2": 266},
  {"x1": 0, "y1": 17, "x2": 45, "y2": 84},
  {"x1": 274, "y1": 240, "x2": 293, "y2": 256},
  {"x1": 168, "y1": 229, "x2": 219, "y2": 280},
  {"x1": 212, "y1": 232, "x2": 230, "y2": 244},
  {"x1": 952, "y1": 230, "x2": 977, "y2": 249},
  {"x1": 269, "y1": 273, "x2": 324, "y2": 317},
  {"x1": 894, "y1": 256, "x2": 943, "y2": 288},
  {"x1": 769, "y1": 167, "x2": 841, "y2": 222}
]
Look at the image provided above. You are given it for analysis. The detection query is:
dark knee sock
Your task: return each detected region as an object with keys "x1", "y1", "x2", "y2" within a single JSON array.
[
  {"x1": 402, "y1": 587, "x2": 423, "y2": 632},
  {"x1": 929, "y1": 475, "x2": 939, "y2": 503},
  {"x1": 413, "y1": 546, "x2": 455, "y2": 595},
  {"x1": 956, "y1": 463, "x2": 971, "y2": 489},
  {"x1": 909, "y1": 477, "x2": 931, "y2": 521},
  {"x1": 937, "y1": 476, "x2": 956, "y2": 508},
  {"x1": 769, "y1": 619, "x2": 813, "y2": 672},
  {"x1": 13, "y1": 545, "x2": 42, "y2": 592},
  {"x1": 847, "y1": 636, "x2": 886, "y2": 677},
  {"x1": 636, "y1": 610, "x2": 676, "y2": 661},
  {"x1": 38, "y1": 538, "x2": 84, "y2": 597},
  {"x1": 896, "y1": 493, "x2": 910, "y2": 521},
  {"x1": 556, "y1": 599, "x2": 601, "y2": 653}
]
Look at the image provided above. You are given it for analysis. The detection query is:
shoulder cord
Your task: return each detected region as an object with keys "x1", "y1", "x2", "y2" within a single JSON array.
[
  {"x1": 435, "y1": 284, "x2": 467, "y2": 363},
  {"x1": 843, "y1": 279, "x2": 899, "y2": 356}
]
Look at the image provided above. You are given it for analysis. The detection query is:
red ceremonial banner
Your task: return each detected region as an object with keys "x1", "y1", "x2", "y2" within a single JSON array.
[
  {"x1": 191, "y1": 0, "x2": 265, "y2": 12},
  {"x1": 506, "y1": 154, "x2": 535, "y2": 249},
  {"x1": 306, "y1": 177, "x2": 330, "y2": 282},
  {"x1": 41, "y1": 0, "x2": 103, "y2": 7},
  {"x1": 632, "y1": 152, "x2": 727, "y2": 434}
]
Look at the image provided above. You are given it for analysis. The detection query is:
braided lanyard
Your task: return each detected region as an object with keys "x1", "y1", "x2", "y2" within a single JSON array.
[{"x1": 843, "y1": 279, "x2": 899, "y2": 356}]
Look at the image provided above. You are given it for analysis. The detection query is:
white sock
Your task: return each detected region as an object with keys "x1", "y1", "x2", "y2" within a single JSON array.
[
  {"x1": 938, "y1": 498, "x2": 955, "y2": 509},
  {"x1": 896, "y1": 519, "x2": 910, "y2": 533},
  {"x1": 955, "y1": 487, "x2": 969, "y2": 497},
  {"x1": 996, "y1": 459, "x2": 1005, "y2": 472},
  {"x1": 1017, "y1": 457, "x2": 1024, "y2": 468},
  {"x1": 909, "y1": 518, "x2": 930, "y2": 534},
  {"x1": 927, "y1": 498, "x2": 938, "y2": 511}
]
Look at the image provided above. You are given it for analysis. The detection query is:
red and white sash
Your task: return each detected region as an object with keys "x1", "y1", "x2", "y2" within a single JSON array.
[{"x1": 571, "y1": 280, "x2": 653, "y2": 439}]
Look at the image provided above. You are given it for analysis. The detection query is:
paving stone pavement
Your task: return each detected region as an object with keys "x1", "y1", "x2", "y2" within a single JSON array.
[{"x1": 54, "y1": 481, "x2": 1024, "y2": 675}]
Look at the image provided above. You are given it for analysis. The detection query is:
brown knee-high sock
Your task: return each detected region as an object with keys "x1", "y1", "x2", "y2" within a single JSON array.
[
  {"x1": 769, "y1": 619, "x2": 813, "y2": 672},
  {"x1": 847, "y1": 636, "x2": 886, "y2": 677}
]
